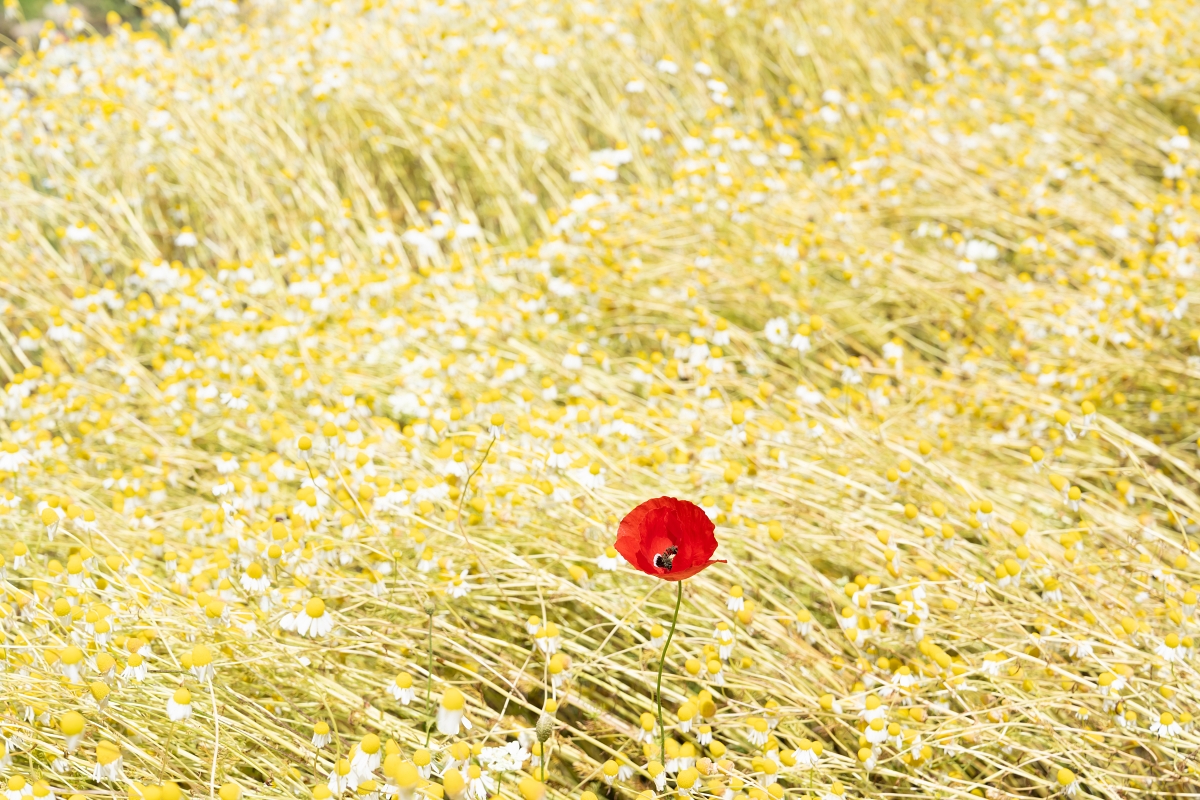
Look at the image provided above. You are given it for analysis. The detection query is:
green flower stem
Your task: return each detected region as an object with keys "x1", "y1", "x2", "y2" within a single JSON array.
[{"x1": 656, "y1": 581, "x2": 683, "y2": 762}]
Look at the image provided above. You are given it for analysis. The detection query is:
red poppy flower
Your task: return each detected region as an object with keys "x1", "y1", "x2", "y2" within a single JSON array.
[{"x1": 615, "y1": 496, "x2": 724, "y2": 581}]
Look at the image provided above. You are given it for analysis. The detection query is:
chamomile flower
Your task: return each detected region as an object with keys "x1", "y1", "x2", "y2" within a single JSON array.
[
  {"x1": 412, "y1": 749, "x2": 432, "y2": 780},
  {"x1": 59, "y1": 646, "x2": 85, "y2": 684},
  {"x1": 1156, "y1": 633, "x2": 1185, "y2": 663},
  {"x1": 0, "y1": 443, "x2": 30, "y2": 473},
  {"x1": 714, "y1": 622, "x2": 734, "y2": 660},
  {"x1": 167, "y1": 687, "x2": 193, "y2": 721},
  {"x1": 488, "y1": 414, "x2": 505, "y2": 437},
  {"x1": 647, "y1": 623, "x2": 666, "y2": 649},
  {"x1": 676, "y1": 701, "x2": 696, "y2": 733},
  {"x1": 189, "y1": 644, "x2": 214, "y2": 683},
  {"x1": 534, "y1": 622, "x2": 561, "y2": 654},
  {"x1": 92, "y1": 741, "x2": 123, "y2": 782},
  {"x1": 240, "y1": 562, "x2": 271, "y2": 594},
  {"x1": 548, "y1": 653, "x2": 571, "y2": 688},
  {"x1": 597, "y1": 546, "x2": 622, "y2": 571},
  {"x1": 794, "y1": 739, "x2": 823, "y2": 768},
  {"x1": 636, "y1": 712, "x2": 658, "y2": 743},
  {"x1": 441, "y1": 771, "x2": 466, "y2": 800},
  {"x1": 1150, "y1": 711, "x2": 1183, "y2": 738},
  {"x1": 437, "y1": 688, "x2": 468, "y2": 736},
  {"x1": 1056, "y1": 769, "x2": 1080, "y2": 798},
  {"x1": 417, "y1": 548, "x2": 436, "y2": 573},
  {"x1": 122, "y1": 653, "x2": 148, "y2": 682},
  {"x1": 29, "y1": 780, "x2": 53, "y2": 800},
  {"x1": 389, "y1": 673, "x2": 415, "y2": 704},
  {"x1": 447, "y1": 570, "x2": 474, "y2": 599},
  {"x1": 746, "y1": 717, "x2": 769, "y2": 746},
  {"x1": 546, "y1": 442, "x2": 571, "y2": 470},
  {"x1": 465, "y1": 765, "x2": 491, "y2": 800},
  {"x1": 865, "y1": 717, "x2": 887, "y2": 744},
  {"x1": 647, "y1": 761, "x2": 666, "y2": 791},
  {"x1": 295, "y1": 597, "x2": 334, "y2": 637},
  {"x1": 1067, "y1": 637, "x2": 1095, "y2": 660},
  {"x1": 58, "y1": 711, "x2": 85, "y2": 759},
  {"x1": 6, "y1": 775, "x2": 30, "y2": 800},
  {"x1": 328, "y1": 759, "x2": 357, "y2": 794},
  {"x1": 383, "y1": 756, "x2": 419, "y2": 800},
  {"x1": 65, "y1": 222, "x2": 93, "y2": 242},
  {"x1": 763, "y1": 318, "x2": 789, "y2": 346},
  {"x1": 351, "y1": 735, "x2": 382, "y2": 781},
  {"x1": 861, "y1": 695, "x2": 885, "y2": 723}
]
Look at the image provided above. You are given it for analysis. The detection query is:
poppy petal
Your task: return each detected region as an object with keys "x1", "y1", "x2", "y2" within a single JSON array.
[
  {"x1": 614, "y1": 496, "x2": 721, "y2": 581},
  {"x1": 667, "y1": 502, "x2": 717, "y2": 567},
  {"x1": 656, "y1": 558, "x2": 726, "y2": 581}
]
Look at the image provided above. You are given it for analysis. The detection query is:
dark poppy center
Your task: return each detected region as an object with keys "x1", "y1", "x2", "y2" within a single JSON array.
[{"x1": 653, "y1": 544, "x2": 679, "y2": 572}]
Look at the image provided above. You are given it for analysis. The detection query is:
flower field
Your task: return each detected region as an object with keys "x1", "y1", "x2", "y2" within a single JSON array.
[{"x1": 1, "y1": 0, "x2": 1200, "y2": 798}]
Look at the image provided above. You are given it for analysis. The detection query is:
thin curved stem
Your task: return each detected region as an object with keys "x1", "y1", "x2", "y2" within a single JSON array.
[
  {"x1": 209, "y1": 683, "x2": 220, "y2": 800},
  {"x1": 656, "y1": 581, "x2": 683, "y2": 762},
  {"x1": 425, "y1": 608, "x2": 434, "y2": 747}
]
